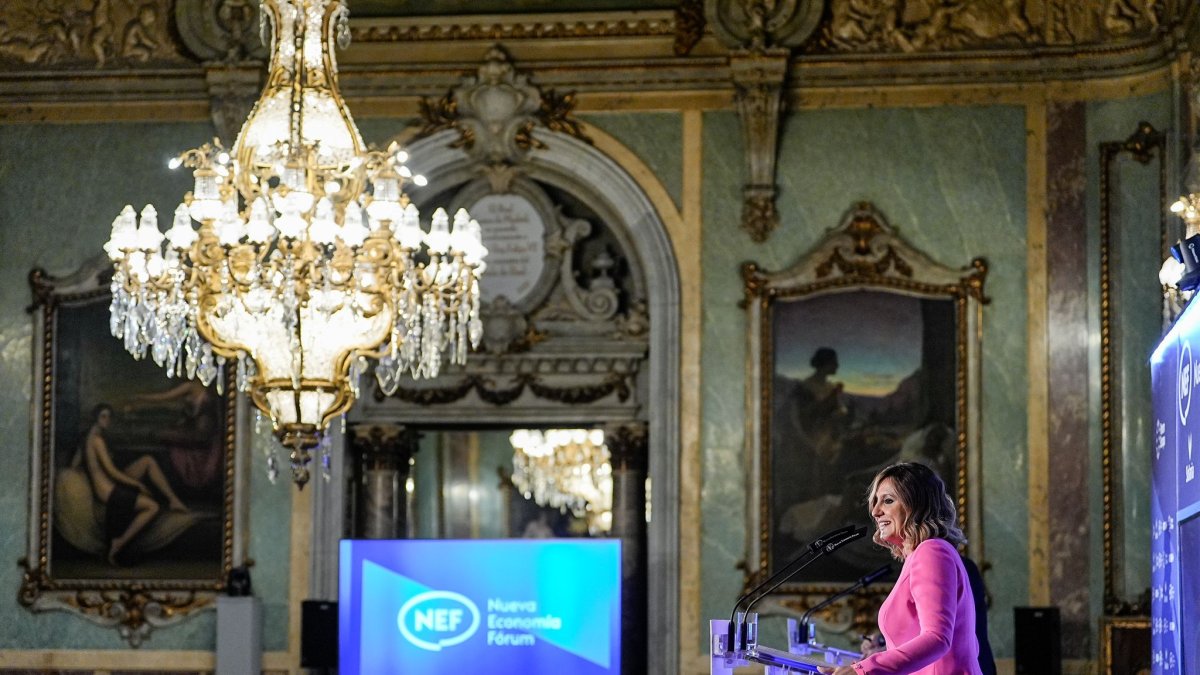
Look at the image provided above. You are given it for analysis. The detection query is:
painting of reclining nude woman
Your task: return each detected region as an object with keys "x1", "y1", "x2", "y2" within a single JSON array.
[
  {"x1": 44, "y1": 297, "x2": 231, "y2": 581},
  {"x1": 769, "y1": 289, "x2": 959, "y2": 585}
]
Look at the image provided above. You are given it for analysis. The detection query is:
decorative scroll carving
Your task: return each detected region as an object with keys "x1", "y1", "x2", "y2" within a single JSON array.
[
  {"x1": 731, "y1": 51, "x2": 788, "y2": 242},
  {"x1": 0, "y1": 0, "x2": 185, "y2": 68},
  {"x1": 539, "y1": 89, "x2": 592, "y2": 146},
  {"x1": 708, "y1": 1, "x2": 822, "y2": 241},
  {"x1": 674, "y1": 0, "x2": 707, "y2": 55},
  {"x1": 417, "y1": 46, "x2": 591, "y2": 191},
  {"x1": 706, "y1": 0, "x2": 825, "y2": 50},
  {"x1": 348, "y1": 423, "x2": 420, "y2": 472},
  {"x1": 604, "y1": 422, "x2": 649, "y2": 473},
  {"x1": 378, "y1": 372, "x2": 633, "y2": 407},
  {"x1": 480, "y1": 297, "x2": 532, "y2": 354},
  {"x1": 18, "y1": 567, "x2": 210, "y2": 648},
  {"x1": 204, "y1": 64, "x2": 262, "y2": 144},
  {"x1": 747, "y1": 201, "x2": 990, "y2": 301},
  {"x1": 174, "y1": 0, "x2": 266, "y2": 63}
]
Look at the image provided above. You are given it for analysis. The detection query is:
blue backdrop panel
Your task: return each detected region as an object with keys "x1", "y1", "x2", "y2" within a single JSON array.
[
  {"x1": 339, "y1": 539, "x2": 621, "y2": 675},
  {"x1": 1150, "y1": 302, "x2": 1200, "y2": 674}
]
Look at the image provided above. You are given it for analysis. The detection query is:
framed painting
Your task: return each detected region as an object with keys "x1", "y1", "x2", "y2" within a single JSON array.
[
  {"x1": 20, "y1": 256, "x2": 249, "y2": 646},
  {"x1": 741, "y1": 202, "x2": 988, "y2": 619},
  {"x1": 1100, "y1": 616, "x2": 1150, "y2": 675}
]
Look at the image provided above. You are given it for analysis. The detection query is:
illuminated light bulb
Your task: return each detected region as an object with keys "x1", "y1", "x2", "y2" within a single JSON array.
[{"x1": 413, "y1": 174, "x2": 428, "y2": 187}]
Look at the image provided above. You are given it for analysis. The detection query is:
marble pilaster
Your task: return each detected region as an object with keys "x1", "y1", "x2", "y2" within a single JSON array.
[{"x1": 1045, "y1": 100, "x2": 1092, "y2": 657}]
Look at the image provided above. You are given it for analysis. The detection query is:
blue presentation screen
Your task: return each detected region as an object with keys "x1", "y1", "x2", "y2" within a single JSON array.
[
  {"x1": 339, "y1": 539, "x2": 621, "y2": 675},
  {"x1": 1151, "y1": 300, "x2": 1200, "y2": 674}
]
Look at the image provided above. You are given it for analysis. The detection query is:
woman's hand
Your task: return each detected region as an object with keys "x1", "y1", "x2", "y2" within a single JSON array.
[
  {"x1": 859, "y1": 632, "x2": 885, "y2": 656},
  {"x1": 816, "y1": 666, "x2": 856, "y2": 675}
]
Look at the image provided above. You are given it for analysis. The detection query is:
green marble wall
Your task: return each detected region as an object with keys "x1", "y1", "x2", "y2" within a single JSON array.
[
  {"x1": 0, "y1": 122, "x2": 293, "y2": 651},
  {"x1": 581, "y1": 113, "x2": 684, "y2": 211},
  {"x1": 696, "y1": 105, "x2": 1030, "y2": 656},
  {"x1": 0, "y1": 96, "x2": 1166, "y2": 666}
]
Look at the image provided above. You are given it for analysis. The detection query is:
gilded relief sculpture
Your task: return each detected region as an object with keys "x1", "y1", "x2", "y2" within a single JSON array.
[
  {"x1": 813, "y1": 0, "x2": 1173, "y2": 52},
  {"x1": 0, "y1": 0, "x2": 182, "y2": 67}
]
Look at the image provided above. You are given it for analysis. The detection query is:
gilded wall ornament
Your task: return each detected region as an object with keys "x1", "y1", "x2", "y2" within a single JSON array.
[{"x1": 674, "y1": 0, "x2": 708, "y2": 55}]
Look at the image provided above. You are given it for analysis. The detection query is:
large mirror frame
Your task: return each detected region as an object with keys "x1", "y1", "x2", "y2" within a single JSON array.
[
  {"x1": 741, "y1": 202, "x2": 988, "y2": 624},
  {"x1": 1098, "y1": 121, "x2": 1169, "y2": 617},
  {"x1": 20, "y1": 256, "x2": 250, "y2": 646}
]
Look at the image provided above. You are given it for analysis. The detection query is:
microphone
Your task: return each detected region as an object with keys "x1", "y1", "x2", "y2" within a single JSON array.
[
  {"x1": 745, "y1": 525, "x2": 868, "y2": 619},
  {"x1": 727, "y1": 525, "x2": 868, "y2": 650},
  {"x1": 797, "y1": 563, "x2": 893, "y2": 645}
]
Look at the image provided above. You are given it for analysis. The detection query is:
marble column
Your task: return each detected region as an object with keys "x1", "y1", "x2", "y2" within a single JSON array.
[
  {"x1": 605, "y1": 422, "x2": 648, "y2": 675},
  {"x1": 348, "y1": 424, "x2": 420, "y2": 539}
]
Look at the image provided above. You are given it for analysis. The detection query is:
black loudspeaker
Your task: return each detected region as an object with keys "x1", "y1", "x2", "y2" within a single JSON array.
[
  {"x1": 1014, "y1": 606, "x2": 1061, "y2": 675},
  {"x1": 301, "y1": 599, "x2": 339, "y2": 669}
]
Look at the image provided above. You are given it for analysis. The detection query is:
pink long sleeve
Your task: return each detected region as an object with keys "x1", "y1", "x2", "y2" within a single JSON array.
[{"x1": 854, "y1": 539, "x2": 979, "y2": 675}]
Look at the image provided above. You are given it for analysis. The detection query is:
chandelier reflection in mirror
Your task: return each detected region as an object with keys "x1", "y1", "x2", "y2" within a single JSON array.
[
  {"x1": 104, "y1": 0, "x2": 487, "y2": 487},
  {"x1": 510, "y1": 429, "x2": 613, "y2": 535}
]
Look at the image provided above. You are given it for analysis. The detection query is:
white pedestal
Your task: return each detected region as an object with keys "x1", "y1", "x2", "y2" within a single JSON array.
[{"x1": 217, "y1": 596, "x2": 262, "y2": 675}]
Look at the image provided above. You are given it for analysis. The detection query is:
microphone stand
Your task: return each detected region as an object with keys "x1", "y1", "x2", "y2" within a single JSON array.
[
  {"x1": 797, "y1": 563, "x2": 893, "y2": 645},
  {"x1": 728, "y1": 525, "x2": 868, "y2": 651},
  {"x1": 726, "y1": 525, "x2": 856, "y2": 650}
]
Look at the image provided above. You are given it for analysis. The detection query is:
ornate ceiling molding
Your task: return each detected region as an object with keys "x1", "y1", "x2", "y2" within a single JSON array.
[{"x1": 0, "y1": 2, "x2": 1196, "y2": 118}]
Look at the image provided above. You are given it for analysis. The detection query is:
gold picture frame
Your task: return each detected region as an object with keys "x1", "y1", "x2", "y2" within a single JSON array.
[
  {"x1": 740, "y1": 202, "x2": 988, "y2": 623},
  {"x1": 19, "y1": 256, "x2": 249, "y2": 646},
  {"x1": 1100, "y1": 615, "x2": 1150, "y2": 675}
]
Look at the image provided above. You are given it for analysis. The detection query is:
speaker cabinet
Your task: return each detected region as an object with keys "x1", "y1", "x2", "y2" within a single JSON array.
[
  {"x1": 1014, "y1": 606, "x2": 1061, "y2": 675},
  {"x1": 301, "y1": 599, "x2": 339, "y2": 669}
]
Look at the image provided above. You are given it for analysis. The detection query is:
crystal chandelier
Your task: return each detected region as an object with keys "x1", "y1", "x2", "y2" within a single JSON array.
[
  {"x1": 104, "y1": 0, "x2": 487, "y2": 486},
  {"x1": 510, "y1": 429, "x2": 613, "y2": 535}
]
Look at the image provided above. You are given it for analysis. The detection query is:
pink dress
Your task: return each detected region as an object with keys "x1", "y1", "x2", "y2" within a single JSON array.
[{"x1": 853, "y1": 538, "x2": 982, "y2": 675}]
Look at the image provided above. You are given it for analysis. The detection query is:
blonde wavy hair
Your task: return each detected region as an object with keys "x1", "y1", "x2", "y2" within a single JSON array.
[{"x1": 866, "y1": 462, "x2": 965, "y2": 559}]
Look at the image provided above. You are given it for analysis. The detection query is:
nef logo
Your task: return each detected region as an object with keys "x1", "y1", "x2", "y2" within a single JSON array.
[
  {"x1": 1181, "y1": 340, "x2": 1195, "y2": 426},
  {"x1": 397, "y1": 590, "x2": 480, "y2": 652}
]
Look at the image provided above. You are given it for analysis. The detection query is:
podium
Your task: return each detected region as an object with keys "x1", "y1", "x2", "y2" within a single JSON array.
[{"x1": 709, "y1": 615, "x2": 860, "y2": 674}]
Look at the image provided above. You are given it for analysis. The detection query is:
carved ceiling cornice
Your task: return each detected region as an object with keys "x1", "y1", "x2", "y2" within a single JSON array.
[{"x1": 0, "y1": 1, "x2": 1197, "y2": 118}]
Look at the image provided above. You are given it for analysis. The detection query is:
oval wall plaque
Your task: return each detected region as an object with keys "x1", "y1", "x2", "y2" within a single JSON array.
[{"x1": 471, "y1": 193, "x2": 546, "y2": 306}]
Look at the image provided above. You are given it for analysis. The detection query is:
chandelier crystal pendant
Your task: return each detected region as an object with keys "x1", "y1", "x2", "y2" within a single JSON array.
[
  {"x1": 104, "y1": 0, "x2": 486, "y2": 487},
  {"x1": 509, "y1": 429, "x2": 613, "y2": 535}
]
